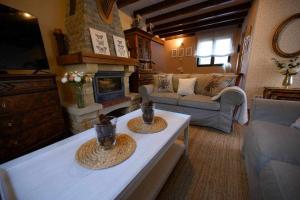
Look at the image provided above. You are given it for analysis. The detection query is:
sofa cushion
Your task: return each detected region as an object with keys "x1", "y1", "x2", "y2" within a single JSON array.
[
  {"x1": 260, "y1": 160, "x2": 300, "y2": 200},
  {"x1": 245, "y1": 120, "x2": 300, "y2": 175},
  {"x1": 178, "y1": 95, "x2": 220, "y2": 110},
  {"x1": 203, "y1": 74, "x2": 237, "y2": 96},
  {"x1": 172, "y1": 74, "x2": 190, "y2": 92},
  {"x1": 177, "y1": 78, "x2": 196, "y2": 96},
  {"x1": 190, "y1": 73, "x2": 237, "y2": 96},
  {"x1": 190, "y1": 74, "x2": 212, "y2": 95},
  {"x1": 149, "y1": 92, "x2": 179, "y2": 105},
  {"x1": 155, "y1": 74, "x2": 174, "y2": 92}
]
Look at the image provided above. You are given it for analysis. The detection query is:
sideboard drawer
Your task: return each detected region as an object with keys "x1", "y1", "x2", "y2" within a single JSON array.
[
  {"x1": 0, "y1": 90, "x2": 60, "y2": 114},
  {"x1": 0, "y1": 77, "x2": 56, "y2": 96},
  {"x1": 0, "y1": 115, "x2": 21, "y2": 136}
]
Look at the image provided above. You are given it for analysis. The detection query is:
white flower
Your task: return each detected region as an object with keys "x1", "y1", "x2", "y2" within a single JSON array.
[
  {"x1": 74, "y1": 76, "x2": 81, "y2": 82},
  {"x1": 289, "y1": 68, "x2": 300, "y2": 74},
  {"x1": 61, "y1": 77, "x2": 68, "y2": 83},
  {"x1": 279, "y1": 68, "x2": 288, "y2": 74},
  {"x1": 64, "y1": 72, "x2": 68, "y2": 76}
]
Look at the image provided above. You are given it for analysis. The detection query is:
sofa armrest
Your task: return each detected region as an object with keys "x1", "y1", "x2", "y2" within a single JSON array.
[
  {"x1": 138, "y1": 84, "x2": 154, "y2": 102},
  {"x1": 251, "y1": 98, "x2": 300, "y2": 126},
  {"x1": 220, "y1": 90, "x2": 244, "y2": 106}
]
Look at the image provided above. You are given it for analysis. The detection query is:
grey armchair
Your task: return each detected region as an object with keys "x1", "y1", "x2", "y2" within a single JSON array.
[{"x1": 243, "y1": 98, "x2": 300, "y2": 200}]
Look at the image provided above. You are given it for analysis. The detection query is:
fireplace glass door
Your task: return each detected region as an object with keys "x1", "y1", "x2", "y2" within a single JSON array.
[{"x1": 97, "y1": 77, "x2": 122, "y2": 93}]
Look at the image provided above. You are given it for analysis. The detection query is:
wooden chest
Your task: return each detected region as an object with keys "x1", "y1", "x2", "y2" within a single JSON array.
[{"x1": 0, "y1": 74, "x2": 67, "y2": 163}]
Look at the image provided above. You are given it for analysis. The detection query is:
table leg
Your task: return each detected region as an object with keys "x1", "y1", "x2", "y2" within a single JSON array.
[{"x1": 184, "y1": 125, "x2": 189, "y2": 156}]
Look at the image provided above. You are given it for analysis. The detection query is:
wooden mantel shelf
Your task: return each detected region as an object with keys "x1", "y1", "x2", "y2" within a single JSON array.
[{"x1": 57, "y1": 52, "x2": 139, "y2": 66}]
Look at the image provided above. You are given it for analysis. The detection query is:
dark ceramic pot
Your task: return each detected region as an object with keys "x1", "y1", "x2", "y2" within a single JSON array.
[
  {"x1": 94, "y1": 123, "x2": 116, "y2": 150},
  {"x1": 141, "y1": 105, "x2": 154, "y2": 124}
]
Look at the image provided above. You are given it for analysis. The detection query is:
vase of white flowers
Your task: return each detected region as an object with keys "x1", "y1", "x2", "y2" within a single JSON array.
[
  {"x1": 272, "y1": 56, "x2": 300, "y2": 88},
  {"x1": 61, "y1": 71, "x2": 91, "y2": 108}
]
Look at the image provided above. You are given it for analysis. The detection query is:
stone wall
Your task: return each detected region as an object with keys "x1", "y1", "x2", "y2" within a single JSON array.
[{"x1": 65, "y1": 0, "x2": 124, "y2": 55}]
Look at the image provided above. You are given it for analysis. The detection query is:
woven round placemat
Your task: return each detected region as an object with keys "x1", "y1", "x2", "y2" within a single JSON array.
[
  {"x1": 127, "y1": 116, "x2": 167, "y2": 134},
  {"x1": 75, "y1": 134, "x2": 136, "y2": 169}
]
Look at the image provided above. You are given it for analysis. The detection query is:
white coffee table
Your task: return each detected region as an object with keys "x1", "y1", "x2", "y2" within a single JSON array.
[{"x1": 0, "y1": 109, "x2": 190, "y2": 200}]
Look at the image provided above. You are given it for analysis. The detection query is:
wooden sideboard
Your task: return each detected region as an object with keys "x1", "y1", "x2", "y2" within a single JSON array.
[
  {"x1": 0, "y1": 74, "x2": 67, "y2": 163},
  {"x1": 263, "y1": 87, "x2": 300, "y2": 101}
]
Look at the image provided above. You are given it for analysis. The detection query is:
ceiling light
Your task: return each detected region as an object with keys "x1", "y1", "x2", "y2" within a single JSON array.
[
  {"x1": 22, "y1": 12, "x2": 32, "y2": 18},
  {"x1": 175, "y1": 38, "x2": 184, "y2": 47}
]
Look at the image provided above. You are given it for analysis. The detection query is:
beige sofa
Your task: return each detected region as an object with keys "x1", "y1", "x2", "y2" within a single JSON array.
[{"x1": 139, "y1": 73, "x2": 244, "y2": 133}]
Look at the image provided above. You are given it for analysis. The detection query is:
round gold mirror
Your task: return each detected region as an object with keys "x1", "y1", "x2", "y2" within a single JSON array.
[{"x1": 272, "y1": 13, "x2": 300, "y2": 58}]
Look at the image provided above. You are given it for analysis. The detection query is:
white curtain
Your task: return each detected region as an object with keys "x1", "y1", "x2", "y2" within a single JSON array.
[{"x1": 196, "y1": 28, "x2": 234, "y2": 57}]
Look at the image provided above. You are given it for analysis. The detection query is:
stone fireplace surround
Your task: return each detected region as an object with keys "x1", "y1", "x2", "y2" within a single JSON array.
[
  {"x1": 64, "y1": 63, "x2": 139, "y2": 134},
  {"x1": 60, "y1": 0, "x2": 140, "y2": 133}
]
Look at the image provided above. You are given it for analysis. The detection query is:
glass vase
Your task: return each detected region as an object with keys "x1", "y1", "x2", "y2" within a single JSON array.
[
  {"x1": 75, "y1": 86, "x2": 85, "y2": 108},
  {"x1": 94, "y1": 117, "x2": 117, "y2": 150},
  {"x1": 282, "y1": 74, "x2": 293, "y2": 88},
  {"x1": 141, "y1": 104, "x2": 154, "y2": 124}
]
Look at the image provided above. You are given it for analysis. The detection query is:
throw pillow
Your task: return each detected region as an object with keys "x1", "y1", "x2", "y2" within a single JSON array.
[
  {"x1": 156, "y1": 74, "x2": 174, "y2": 92},
  {"x1": 177, "y1": 78, "x2": 196, "y2": 96},
  {"x1": 291, "y1": 117, "x2": 300, "y2": 129},
  {"x1": 203, "y1": 74, "x2": 236, "y2": 96},
  {"x1": 172, "y1": 74, "x2": 190, "y2": 92},
  {"x1": 190, "y1": 74, "x2": 212, "y2": 95}
]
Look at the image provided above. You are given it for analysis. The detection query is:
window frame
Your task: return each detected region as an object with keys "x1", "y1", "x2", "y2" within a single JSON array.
[{"x1": 196, "y1": 55, "x2": 231, "y2": 67}]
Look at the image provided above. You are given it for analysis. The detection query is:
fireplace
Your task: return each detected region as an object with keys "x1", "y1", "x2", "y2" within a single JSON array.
[{"x1": 93, "y1": 71, "x2": 125, "y2": 103}]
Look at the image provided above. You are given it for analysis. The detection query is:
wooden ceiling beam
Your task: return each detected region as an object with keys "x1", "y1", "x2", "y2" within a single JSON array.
[
  {"x1": 152, "y1": 2, "x2": 251, "y2": 31},
  {"x1": 133, "y1": 0, "x2": 190, "y2": 17},
  {"x1": 117, "y1": 0, "x2": 140, "y2": 8},
  {"x1": 159, "y1": 18, "x2": 244, "y2": 38},
  {"x1": 165, "y1": 33, "x2": 195, "y2": 40},
  {"x1": 146, "y1": 0, "x2": 231, "y2": 24},
  {"x1": 154, "y1": 11, "x2": 248, "y2": 35}
]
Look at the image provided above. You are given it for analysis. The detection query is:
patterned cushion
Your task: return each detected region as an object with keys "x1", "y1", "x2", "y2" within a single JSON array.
[
  {"x1": 153, "y1": 74, "x2": 173, "y2": 92},
  {"x1": 190, "y1": 74, "x2": 212, "y2": 95},
  {"x1": 172, "y1": 74, "x2": 190, "y2": 92},
  {"x1": 203, "y1": 74, "x2": 236, "y2": 96}
]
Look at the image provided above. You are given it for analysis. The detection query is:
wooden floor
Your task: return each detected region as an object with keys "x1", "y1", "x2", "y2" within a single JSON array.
[{"x1": 157, "y1": 125, "x2": 249, "y2": 200}]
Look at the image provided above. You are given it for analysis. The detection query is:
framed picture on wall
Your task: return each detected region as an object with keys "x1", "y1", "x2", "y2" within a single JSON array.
[
  {"x1": 185, "y1": 47, "x2": 193, "y2": 56},
  {"x1": 113, "y1": 35, "x2": 129, "y2": 58},
  {"x1": 171, "y1": 49, "x2": 177, "y2": 57},
  {"x1": 178, "y1": 48, "x2": 184, "y2": 57},
  {"x1": 89, "y1": 28, "x2": 110, "y2": 55}
]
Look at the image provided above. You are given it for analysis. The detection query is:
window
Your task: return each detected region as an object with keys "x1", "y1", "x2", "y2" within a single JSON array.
[
  {"x1": 197, "y1": 56, "x2": 231, "y2": 66},
  {"x1": 196, "y1": 38, "x2": 233, "y2": 66}
]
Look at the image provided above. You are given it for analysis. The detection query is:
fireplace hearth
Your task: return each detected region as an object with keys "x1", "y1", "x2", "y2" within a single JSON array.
[{"x1": 93, "y1": 71, "x2": 125, "y2": 103}]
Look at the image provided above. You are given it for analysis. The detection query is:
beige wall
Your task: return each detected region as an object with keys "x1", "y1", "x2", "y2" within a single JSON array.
[
  {"x1": 151, "y1": 41, "x2": 166, "y2": 72},
  {"x1": 153, "y1": 26, "x2": 241, "y2": 74},
  {"x1": 0, "y1": 0, "x2": 67, "y2": 76},
  {"x1": 0, "y1": 1, "x2": 132, "y2": 76},
  {"x1": 0, "y1": 0, "x2": 70, "y2": 103},
  {"x1": 244, "y1": 0, "x2": 300, "y2": 106},
  {"x1": 119, "y1": 10, "x2": 132, "y2": 31},
  {"x1": 0, "y1": 1, "x2": 132, "y2": 105}
]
